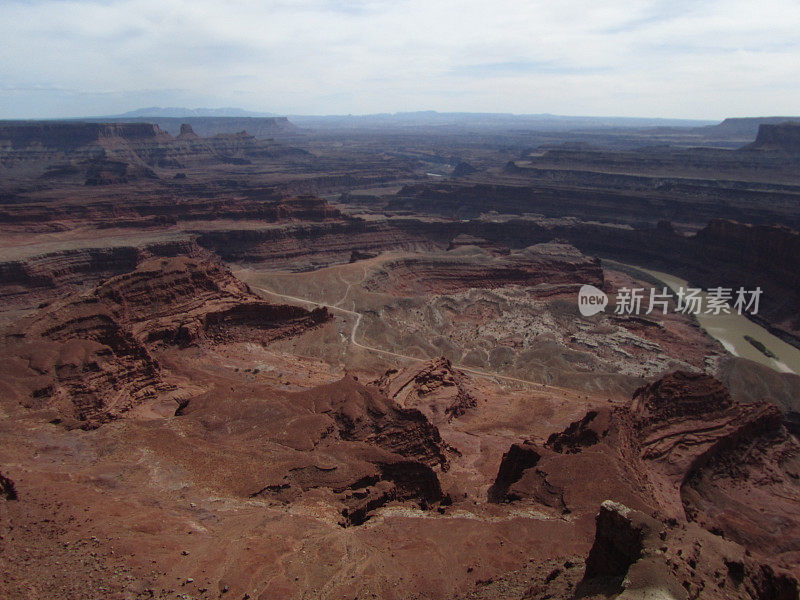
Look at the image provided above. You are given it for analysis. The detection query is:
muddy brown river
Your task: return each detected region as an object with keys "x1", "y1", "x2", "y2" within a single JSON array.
[{"x1": 625, "y1": 264, "x2": 800, "y2": 375}]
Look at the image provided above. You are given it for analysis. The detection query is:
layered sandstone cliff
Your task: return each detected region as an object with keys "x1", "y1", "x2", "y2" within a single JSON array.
[
  {"x1": 0, "y1": 257, "x2": 330, "y2": 427},
  {"x1": 0, "y1": 120, "x2": 308, "y2": 183},
  {"x1": 374, "y1": 356, "x2": 477, "y2": 424},
  {"x1": 489, "y1": 371, "x2": 800, "y2": 566},
  {"x1": 747, "y1": 122, "x2": 800, "y2": 153},
  {"x1": 363, "y1": 242, "x2": 604, "y2": 296}
]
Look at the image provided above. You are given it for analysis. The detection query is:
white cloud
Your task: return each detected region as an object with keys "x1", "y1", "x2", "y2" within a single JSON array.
[{"x1": 0, "y1": 0, "x2": 798, "y2": 118}]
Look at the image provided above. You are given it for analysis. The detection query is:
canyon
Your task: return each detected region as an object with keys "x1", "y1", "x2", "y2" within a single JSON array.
[{"x1": 1, "y1": 116, "x2": 799, "y2": 599}]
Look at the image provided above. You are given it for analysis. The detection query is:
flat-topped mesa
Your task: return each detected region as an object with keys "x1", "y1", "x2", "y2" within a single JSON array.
[
  {"x1": 0, "y1": 119, "x2": 311, "y2": 185},
  {"x1": 0, "y1": 240, "x2": 210, "y2": 314},
  {"x1": 126, "y1": 115, "x2": 297, "y2": 137},
  {"x1": 0, "y1": 190, "x2": 342, "y2": 232},
  {"x1": 272, "y1": 195, "x2": 342, "y2": 220},
  {"x1": 96, "y1": 122, "x2": 172, "y2": 142},
  {"x1": 446, "y1": 233, "x2": 510, "y2": 255},
  {"x1": 746, "y1": 121, "x2": 800, "y2": 152},
  {"x1": 705, "y1": 115, "x2": 800, "y2": 138},
  {"x1": 0, "y1": 121, "x2": 172, "y2": 152},
  {"x1": 0, "y1": 121, "x2": 169, "y2": 186},
  {"x1": 364, "y1": 242, "x2": 604, "y2": 296},
  {"x1": 214, "y1": 129, "x2": 253, "y2": 139},
  {"x1": 696, "y1": 217, "x2": 800, "y2": 248}
]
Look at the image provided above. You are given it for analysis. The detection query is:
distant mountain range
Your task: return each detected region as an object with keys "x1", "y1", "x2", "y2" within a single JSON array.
[{"x1": 112, "y1": 107, "x2": 279, "y2": 118}]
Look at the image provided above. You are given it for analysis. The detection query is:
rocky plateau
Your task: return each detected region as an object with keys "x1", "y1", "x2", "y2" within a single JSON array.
[{"x1": 1, "y1": 116, "x2": 799, "y2": 600}]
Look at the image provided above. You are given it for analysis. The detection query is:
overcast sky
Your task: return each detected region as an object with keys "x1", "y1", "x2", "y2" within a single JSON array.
[{"x1": 1, "y1": 0, "x2": 799, "y2": 119}]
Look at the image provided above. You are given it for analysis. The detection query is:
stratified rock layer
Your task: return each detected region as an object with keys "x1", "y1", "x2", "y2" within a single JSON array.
[
  {"x1": 747, "y1": 122, "x2": 800, "y2": 152},
  {"x1": 0, "y1": 257, "x2": 330, "y2": 427},
  {"x1": 490, "y1": 371, "x2": 800, "y2": 566},
  {"x1": 374, "y1": 356, "x2": 477, "y2": 423},
  {"x1": 364, "y1": 242, "x2": 604, "y2": 296}
]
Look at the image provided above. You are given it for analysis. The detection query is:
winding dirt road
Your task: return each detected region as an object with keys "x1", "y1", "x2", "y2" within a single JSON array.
[{"x1": 254, "y1": 285, "x2": 568, "y2": 391}]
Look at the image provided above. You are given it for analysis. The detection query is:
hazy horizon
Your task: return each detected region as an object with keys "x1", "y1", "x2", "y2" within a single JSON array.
[
  {"x1": 2, "y1": 0, "x2": 799, "y2": 120},
  {"x1": 0, "y1": 106, "x2": 727, "y2": 124}
]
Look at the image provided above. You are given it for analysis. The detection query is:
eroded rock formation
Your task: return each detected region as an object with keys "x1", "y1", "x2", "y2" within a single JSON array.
[
  {"x1": 364, "y1": 243, "x2": 603, "y2": 296},
  {"x1": 572, "y1": 501, "x2": 799, "y2": 600},
  {"x1": 489, "y1": 371, "x2": 800, "y2": 568},
  {"x1": 0, "y1": 471, "x2": 17, "y2": 501},
  {"x1": 175, "y1": 373, "x2": 448, "y2": 527},
  {"x1": 0, "y1": 120, "x2": 308, "y2": 183},
  {"x1": 374, "y1": 356, "x2": 477, "y2": 423},
  {"x1": 0, "y1": 257, "x2": 330, "y2": 427}
]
